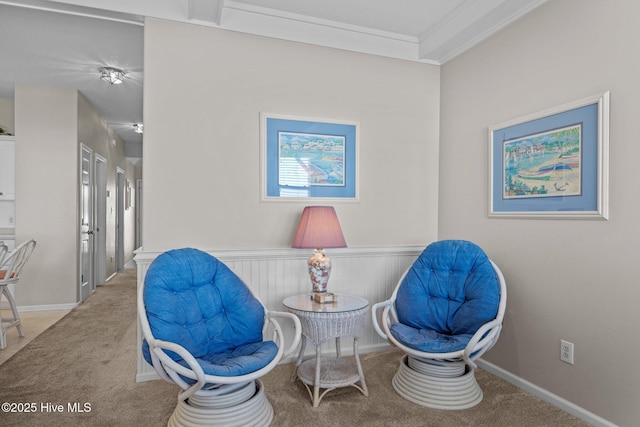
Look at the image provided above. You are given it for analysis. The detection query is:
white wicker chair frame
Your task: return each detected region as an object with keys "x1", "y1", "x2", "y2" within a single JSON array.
[
  {"x1": 372, "y1": 260, "x2": 506, "y2": 410},
  {"x1": 138, "y1": 276, "x2": 302, "y2": 427},
  {"x1": 0, "y1": 239, "x2": 36, "y2": 350},
  {"x1": 0, "y1": 244, "x2": 8, "y2": 265}
]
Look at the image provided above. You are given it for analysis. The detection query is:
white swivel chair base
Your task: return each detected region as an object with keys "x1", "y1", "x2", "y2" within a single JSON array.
[
  {"x1": 168, "y1": 380, "x2": 273, "y2": 427},
  {"x1": 392, "y1": 355, "x2": 483, "y2": 410}
]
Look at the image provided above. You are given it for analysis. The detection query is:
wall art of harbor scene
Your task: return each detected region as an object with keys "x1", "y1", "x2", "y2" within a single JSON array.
[
  {"x1": 503, "y1": 124, "x2": 581, "y2": 199},
  {"x1": 278, "y1": 131, "x2": 345, "y2": 187}
]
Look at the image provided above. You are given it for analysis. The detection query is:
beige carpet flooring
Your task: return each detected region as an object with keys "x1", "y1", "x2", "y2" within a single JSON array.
[
  {"x1": 0, "y1": 309, "x2": 70, "y2": 365},
  {"x1": 0, "y1": 268, "x2": 590, "y2": 426}
]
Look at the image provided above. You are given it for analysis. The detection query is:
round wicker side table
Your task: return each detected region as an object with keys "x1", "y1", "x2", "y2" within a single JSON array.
[{"x1": 283, "y1": 293, "x2": 369, "y2": 407}]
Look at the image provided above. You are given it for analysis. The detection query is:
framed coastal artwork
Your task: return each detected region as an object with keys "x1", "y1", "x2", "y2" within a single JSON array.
[
  {"x1": 489, "y1": 91, "x2": 609, "y2": 219},
  {"x1": 260, "y1": 113, "x2": 359, "y2": 201}
]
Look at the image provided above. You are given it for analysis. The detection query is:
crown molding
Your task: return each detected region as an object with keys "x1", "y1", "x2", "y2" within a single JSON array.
[
  {"x1": 3, "y1": 0, "x2": 548, "y2": 64},
  {"x1": 218, "y1": 0, "x2": 431, "y2": 63}
]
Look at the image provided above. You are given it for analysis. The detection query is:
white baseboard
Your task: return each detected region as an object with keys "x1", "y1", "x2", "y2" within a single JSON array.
[
  {"x1": 105, "y1": 271, "x2": 118, "y2": 282},
  {"x1": 477, "y1": 359, "x2": 617, "y2": 427},
  {"x1": 136, "y1": 371, "x2": 160, "y2": 383},
  {"x1": 17, "y1": 302, "x2": 77, "y2": 312}
]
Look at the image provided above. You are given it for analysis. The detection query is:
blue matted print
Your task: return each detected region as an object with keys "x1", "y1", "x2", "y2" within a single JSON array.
[
  {"x1": 262, "y1": 114, "x2": 358, "y2": 200},
  {"x1": 489, "y1": 92, "x2": 609, "y2": 219}
]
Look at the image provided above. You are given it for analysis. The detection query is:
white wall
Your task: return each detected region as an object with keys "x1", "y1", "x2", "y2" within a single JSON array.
[
  {"x1": 140, "y1": 10, "x2": 634, "y2": 425},
  {"x1": 142, "y1": 18, "x2": 440, "y2": 252},
  {"x1": 14, "y1": 85, "x2": 78, "y2": 306},
  {"x1": 439, "y1": 1, "x2": 639, "y2": 425},
  {"x1": 12, "y1": 85, "x2": 138, "y2": 307}
]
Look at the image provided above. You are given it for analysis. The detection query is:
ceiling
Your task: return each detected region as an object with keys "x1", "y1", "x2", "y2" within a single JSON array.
[
  {"x1": 0, "y1": 0, "x2": 548, "y2": 161},
  {"x1": 0, "y1": 2, "x2": 144, "y2": 156}
]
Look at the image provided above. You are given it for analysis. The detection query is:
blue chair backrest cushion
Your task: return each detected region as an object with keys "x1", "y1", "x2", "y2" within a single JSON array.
[
  {"x1": 143, "y1": 248, "x2": 266, "y2": 361},
  {"x1": 395, "y1": 240, "x2": 500, "y2": 339}
]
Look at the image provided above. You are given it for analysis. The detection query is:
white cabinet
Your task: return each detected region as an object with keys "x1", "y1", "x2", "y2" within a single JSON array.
[{"x1": 0, "y1": 136, "x2": 15, "y2": 200}]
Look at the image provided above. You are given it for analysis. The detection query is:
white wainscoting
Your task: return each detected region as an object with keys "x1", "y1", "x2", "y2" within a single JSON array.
[{"x1": 135, "y1": 245, "x2": 424, "y2": 382}]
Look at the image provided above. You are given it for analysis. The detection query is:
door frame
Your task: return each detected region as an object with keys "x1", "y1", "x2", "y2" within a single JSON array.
[
  {"x1": 94, "y1": 154, "x2": 107, "y2": 285},
  {"x1": 79, "y1": 145, "x2": 94, "y2": 303},
  {"x1": 115, "y1": 167, "x2": 125, "y2": 271},
  {"x1": 135, "y1": 178, "x2": 142, "y2": 250}
]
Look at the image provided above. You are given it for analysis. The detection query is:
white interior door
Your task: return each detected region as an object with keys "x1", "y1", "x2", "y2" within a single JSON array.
[{"x1": 80, "y1": 145, "x2": 94, "y2": 302}]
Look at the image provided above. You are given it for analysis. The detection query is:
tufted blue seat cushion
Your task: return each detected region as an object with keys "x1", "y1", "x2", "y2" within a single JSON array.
[
  {"x1": 390, "y1": 240, "x2": 500, "y2": 353},
  {"x1": 142, "y1": 248, "x2": 278, "y2": 377}
]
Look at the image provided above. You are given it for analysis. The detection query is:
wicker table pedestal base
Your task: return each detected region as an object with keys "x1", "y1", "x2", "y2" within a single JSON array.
[{"x1": 297, "y1": 353, "x2": 367, "y2": 407}]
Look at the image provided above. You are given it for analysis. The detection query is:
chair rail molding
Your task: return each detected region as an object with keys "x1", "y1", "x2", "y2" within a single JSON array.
[{"x1": 135, "y1": 244, "x2": 425, "y2": 382}]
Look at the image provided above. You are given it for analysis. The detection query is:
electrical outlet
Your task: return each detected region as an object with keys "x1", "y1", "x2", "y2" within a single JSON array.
[{"x1": 560, "y1": 340, "x2": 574, "y2": 364}]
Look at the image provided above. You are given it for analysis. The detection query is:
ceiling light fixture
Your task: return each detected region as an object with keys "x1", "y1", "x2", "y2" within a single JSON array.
[
  {"x1": 99, "y1": 66, "x2": 125, "y2": 85},
  {"x1": 133, "y1": 123, "x2": 144, "y2": 134}
]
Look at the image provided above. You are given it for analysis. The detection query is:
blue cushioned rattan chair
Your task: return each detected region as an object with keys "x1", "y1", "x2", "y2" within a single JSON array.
[
  {"x1": 138, "y1": 248, "x2": 301, "y2": 426},
  {"x1": 372, "y1": 240, "x2": 506, "y2": 410}
]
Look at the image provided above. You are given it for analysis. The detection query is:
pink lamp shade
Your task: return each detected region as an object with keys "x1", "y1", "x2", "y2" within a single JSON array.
[
  {"x1": 292, "y1": 206, "x2": 346, "y2": 295},
  {"x1": 292, "y1": 206, "x2": 347, "y2": 249}
]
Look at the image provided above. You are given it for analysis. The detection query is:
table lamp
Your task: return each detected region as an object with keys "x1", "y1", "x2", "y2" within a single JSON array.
[{"x1": 292, "y1": 206, "x2": 347, "y2": 301}]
